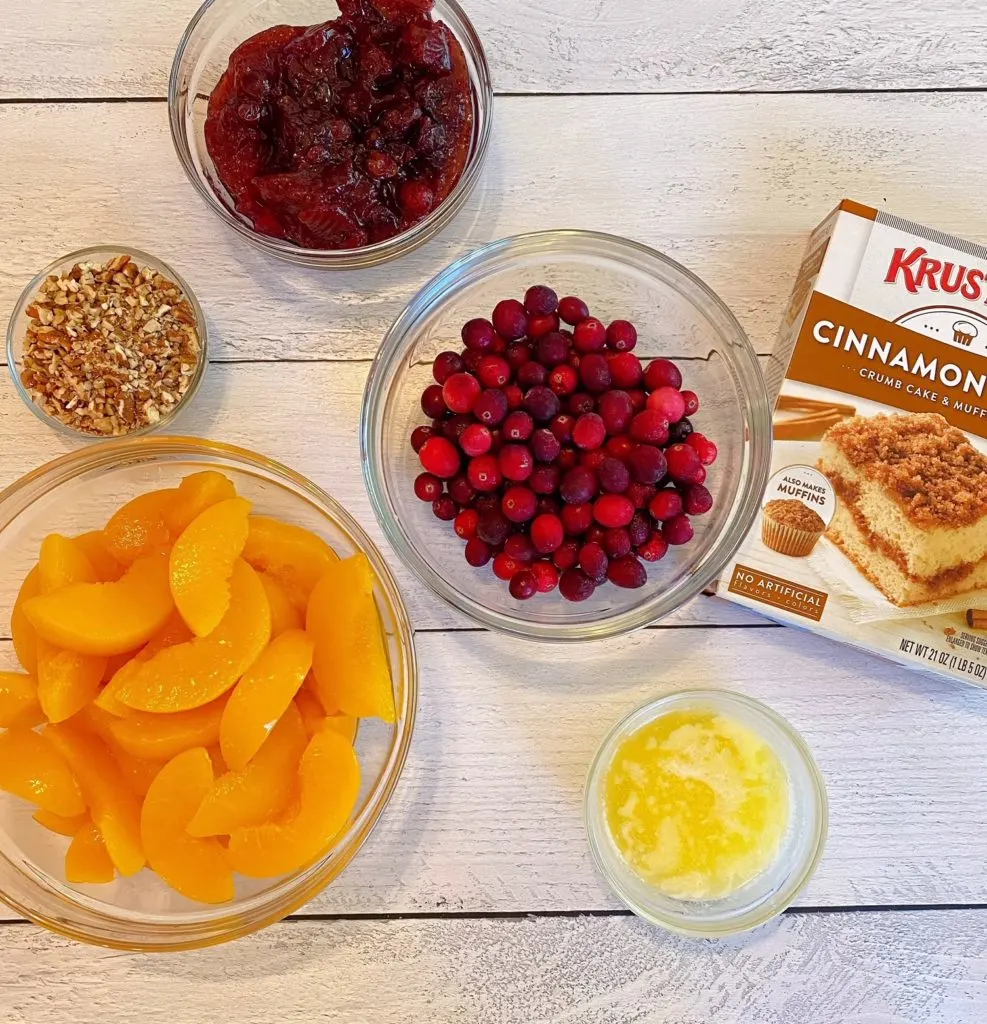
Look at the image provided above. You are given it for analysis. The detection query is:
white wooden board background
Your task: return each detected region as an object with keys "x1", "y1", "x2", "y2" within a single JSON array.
[{"x1": 2, "y1": 2, "x2": 987, "y2": 1021}]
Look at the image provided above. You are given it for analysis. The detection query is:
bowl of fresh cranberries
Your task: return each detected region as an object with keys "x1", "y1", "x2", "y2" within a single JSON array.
[
  {"x1": 362, "y1": 231, "x2": 771, "y2": 641},
  {"x1": 169, "y1": 0, "x2": 492, "y2": 268}
]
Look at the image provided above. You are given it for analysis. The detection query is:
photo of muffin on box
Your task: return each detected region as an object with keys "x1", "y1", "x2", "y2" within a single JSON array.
[{"x1": 761, "y1": 499, "x2": 826, "y2": 557}]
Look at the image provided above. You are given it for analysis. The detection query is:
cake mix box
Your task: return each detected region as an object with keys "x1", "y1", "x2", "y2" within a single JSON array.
[{"x1": 717, "y1": 199, "x2": 987, "y2": 686}]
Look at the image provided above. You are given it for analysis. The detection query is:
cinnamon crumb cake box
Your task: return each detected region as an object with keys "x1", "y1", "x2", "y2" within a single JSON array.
[{"x1": 717, "y1": 199, "x2": 987, "y2": 686}]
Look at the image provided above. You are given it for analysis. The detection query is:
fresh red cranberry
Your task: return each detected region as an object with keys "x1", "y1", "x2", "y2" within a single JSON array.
[
  {"x1": 530, "y1": 560, "x2": 560, "y2": 593},
  {"x1": 559, "y1": 567, "x2": 596, "y2": 602},
  {"x1": 625, "y1": 481, "x2": 656, "y2": 510},
  {"x1": 579, "y1": 542, "x2": 609, "y2": 583},
  {"x1": 499, "y1": 444, "x2": 534, "y2": 482},
  {"x1": 410, "y1": 425, "x2": 435, "y2": 453},
  {"x1": 585, "y1": 525, "x2": 605, "y2": 546},
  {"x1": 607, "y1": 555, "x2": 647, "y2": 589},
  {"x1": 602, "y1": 528, "x2": 632, "y2": 559},
  {"x1": 626, "y1": 445, "x2": 667, "y2": 485},
  {"x1": 503, "y1": 411, "x2": 534, "y2": 441},
  {"x1": 419, "y1": 436, "x2": 460, "y2": 478},
  {"x1": 683, "y1": 484, "x2": 713, "y2": 515},
  {"x1": 553, "y1": 541, "x2": 580, "y2": 570},
  {"x1": 560, "y1": 466, "x2": 597, "y2": 504},
  {"x1": 686, "y1": 432, "x2": 718, "y2": 465},
  {"x1": 493, "y1": 552, "x2": 522, "y2": 581},
  {"x1": 441, "y1": 414, "x2": 473, "y2": 442},
  {"x1": 597, "y1": 390, "x2": 633, "y2": 434},
  {"x1": 504, "y1": 534, "x2": 536, "y2": 562},
  {"x1": 663, "y1": 514, "x2": 694, "y2": 545},
  {"x1": 531, "y1": 513, "x2": 565, "y2": 554},
  {"x1": 558, "y1": 296, "x2": 590, "y2": 325},
  {"x1": 421, "y1": 383, "x2": 447, "y2": 418},
  {"x1": 522, "y1": 386, "x2": 560, "y2": 423},
  {"x1": 442, "y1": 372, "x2": 481, "y2": 414},
  {"x1": 477, "y1": 355, "x2": 511, "y2": 389},
  {"x1": 573, "y1": 318, "x2": 607, "y2": 353},
  {"x1": 668, "y1": 418, "x2": 694, "y2": 445},
  {"x1": 681, "y1": 390, "x2": 700, "y2": 415},
  {"x1": 509, "y1": 570, "x2": 537, "y2": 600},
  {"x1": 465, "y1": 537, "x2": 492, "y2": 567},
  {"x1": 432, "y1": 495, "x2": 457, "y2": 521},
  {"x1": 454, "y1": 509, "x2": 479, "y2": 539},
  {"x1": 691, "y1": 465, "x2": 707, "y2": 485},
  {"x1": 537, "y1": 332, "x2": 569, "y2": 368},
  {"x1": 549, "y1": 363, "x2": 578, "y2": 395},
  {"x1": 468, "y1": 453, "x2": 502, "y2": 492},
  {"x1": 644, "y1": 358, "x2": 683, "y2": 391},
  {"x1": 647, "y1": 386, "x2": 686, "y2": 424},
  {"x1": 608, "y1": 353, "x2": 643, "y2": 389},
  {"x1": 568, "y1": 392, "x2": 595, "y2": 416},
  {"x1": 594, "y1": 494, "x2": 635, "y2": 528},
  {"x1": 477, "y1": 509, "x2": 511, "y2": 547},
  {"x1": 572, "y1": 413, "x2": 606, "y2": 450},
  {"x1": 637, "y1": 533, "x2": 668, "y2": 562},
  {"x1": 530, "y1": 463, "x2": 561, "y2": 495},
  {"x1": 517, "y1": 361, "x2": 548, "y2": 388},
  {"x1": 448, "y1": 475, "x2": 476, "y2": 507},
  {"x1": 474, "y1": 389, "x2": 509, "y2": 427},
  {"x1": 528, "y1": 313, "x2": 560, "y2": 338},
  {"x1": 558, "y1": 447, "x2": 579, "y2": 470},
  {"x1": 536, "y1": 495, "x2": 561, "y2": 517},
  {"x1": 433, "y1": 351, "x2": 465, "y2": 384},
  {"x1": 649, "y1": 489, "x2": 684, "y2": 521},
  {"x1": 597, "y1": 456, "x2": 631, "y2": 494},
  {"x1": 502, "y1": 485, "x2": 538, "y2": 523},
  {"x1": 628, "y1": 512, "x2": 652, "y2": 547},
  {"x1": 581, "y1": 449, "x2": 606, "y2": 471},
  {"x1": 606, "y1": 434, "x2": 636, "y2": 461},
  {"x1": 504, "y1": 384, "x2": 524, "y2": 410},
  {"x1": 606, "y1": 320, "x2": 638, "y2": 352},
  {"x1": 490, "y1": 336, "x2": 507, "y2": 354},
  {"x1": 579, "y1": 353, "x2": 612, "y2": 393},
  {"x1": 462, "y1": 349, "x2": 484, "y2": 373},
  {"x1": 414, "y1": 472, "x2": 443, "y2": 502},
  {"x1": 531, "y1": 428, "x2": 562, "y2": 463},
  {"x1": 629, "y1": 410, "x2": 670, "y2": 445},
  {"x1": 524, "y1": 285, "x2": 559, "y2": 316},
  {"x1": 506, "y1": 342, "x2": 532, "y2": 372},
  {"x1": 550, "y1": 414, "x2": 575, "y2": 444},
  {"x1": 475, "y1": 495, "x2": 499, "y2": 514},
  {"x1": 462, "y1": 319, "x2": 497, "y2": 353},
  {"x1": 628, "y1": 389, "x2": 647, "y2": 412},
  {"x1": 666, "y1": 443, "x2": 702, "y2": 482},
  {"x1": 492, "y1": 299, "x2": 528, "y2": 341},
  {"x1": 561, "y1": 502, "x2": 594, "y2": 535}
]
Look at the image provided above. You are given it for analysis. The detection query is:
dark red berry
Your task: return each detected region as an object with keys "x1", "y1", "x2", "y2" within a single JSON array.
[
  {"x1": 559, "y1": 567, "x2": 596, "y2": 602},
  {"x1": 606, "y1": 434, "x2": 636, "y2": 461},
  {"x1": 550, "y1": 414, "x2": 575, "y2": 444},
  {"x1": 419, "y1": 436, "x2": 460, "y2": 478},
  {"x1": 561, "y1": 502, "x2": 594, "y2": 535},
  {"x1": 477, "y1": 355, "x2": 511, "y2": 389},
  {"x1": 549, "y1": 363, "x2": 579, "y2": 395},
  {"x1": 490, "y1": 335, "x2": 507, "y2": 354},
  {"x1": 669, "y1": 418, "x2": 694, "y2": 445},
  {"x1": 628, "y1": 512, "x2": 652, "y2": 547},
  {"x1": 524, "y1": 285, "x2": 559, "y2": 316},
  {"x1": 681, "y1": 390, "x2": 700, "y2": 415},
  {"x1": 517, "y1": 361, "x2": 548, "y2": 388},
  {"x1": 506, "y1": 342, "x2": 532, "y2": 370},
  {"x1": 637, "y1": 533, "x2": 669, "y2": 562},
  {"x1": 492, "y1": 299, "x2": 528, "y2": 341},
  {"x1": 442, "y1": 414, "x2": 473, "y2": 442},
  {"x1": 572, "y1": 412, "x2": 606, "y2": 451},
  {"x1": 468, "y1": 454, "x2": 502, "y2": 492},
  {"x1": 568, "y1": 392, "x2": 595, "y2": 416},
  {"x1": 493, "y1": 552, "x2": 523, "y2": 581},
  {"x1": 559, "y1": 296, "x2": 590, "y2": 325},
  {"x1": 410, "y1": 425, "x2": 435, "y2": 453},
  {"x1": 629, "y1": 410, "x2": 670, "y2": 445},
  {"x1": 597, "y1": 389, "x2": 633, "y2": 434},
  {"x1": 684, "y1": 484, "x2": 713, "y2": 515},
  {"x1": 581, "y1": 449, "x2": 606, "y2": 472},
  {"x1": 531, "y1": 560, "x2": 560, "y2": 593},
  {"x1": 442, "y1": 373, "x2": 482, "y2": 415},
  {"x1": 462, "y1": 318, "x2": 497, "y2": 353},
  {"x1": 421, "y1": 383, "x2": 447, "y2": 418},
  {"x1": 522, "y1": 386, "x2": 560, "y2": 423},
  {"x1": 608, "y1": 352, "x2": 643, "y2": 389},
  {"x1": 626, "y1": 445, "x2": 667, "y2": 485},
  {"x1": 579, "y1": 542, "x2": 609, "y2": 583},
  {"x1": 554, "y1": 541, "x2": 580, "y2": 571},
  {"x1": 691, "y1": 465, "x2": 708, "y2": 486},
  {"x1": 460, "y1": 423, "x2": 492, "y2": 457},
  {"x1": 527, "y1": 313, "x2": 560, "y2": 338},
  {"x1": 503, "y1": 411, "x2": 534, "y2": 442},
  {"x1": 455, "y1": 509, "x2": 479, "y2": 539},
  {"x1": 579, "y1": 353, "x2": 612, "y2": 393},
  {"x1": 433, "y1": 350, "x2": 465, "y2": 384},
  {"x1": 504, "y1": 534, "x2": 536, "y2": 562},
  {"x1": 465, "y1": 537, "x2": 492, "y2": 567},
  {"x1": 647, "y1": 386, "x2": 686, "y2": 424},
  {"x1": 504, "y1": 384, "x2": 524, "y2": 410},
  {"x1": 478, "y1": 510, "x2": 511, "y2": 547},
  {"x1": 448, "y1": 475, "x2": 477, "y2": 507},
  {"x1": 597, "y1": 456, "x2": 630, "y2": 494},
  {"x1": 644, "y1": 358, "x2": 683, "y2": 391},
  {"x1": 530, "y1": 463, "x2": 561, "y2": 495},
  {"x1": 607, "y1": 555, "x2": 647, "y2": 589},
  {"x1": 499, "y1": 444, "x2": 534, "y2": 482},
  {"x1": 558, "y1": 447, "x2": 579, "y2": 470},
  {"x1": 666, "y1": 443, "x2": 702, "y2": 482},
  {"x1": 531, "y1": 428, "x2": 562, "y2": 463},
  {"x1": 606, "y1": 320, "x2": 637, "y2": 352},
  {"x1": 649, "y1": 489, "x2": 684, "y2": 521},
  {"x1": 560, "y1": 466, "x2": 597, "y2": 505},
  {"x1": 502, "y1": 485, "x2": 538, "y2": 523},
  {"x1": 531, "y1": 513, "x2": 565, "y2": 554},
  {"x1": 686, "y1": 432, "x2": 718, "y2": 465},
  {"x1": 625, "y1": 482, "x2": 656, "y2": 510},
  {"x1": 534, "y1": 332, "x2": 567, "y2": 368},
  {"x1": 594, "y1": 494, "x2": 635, "y2": 528},
  {"x1": 536, "y1": 496, "x2": 561, "y2": 517},
  {"x1": 628, "y1": 389, "x2": 647, "y2": 412},
  {"x1": 602, "y1": 527, "x2": 632, "y2": 559},
  {"x1": 663, "y1": 514, "x2": 694, "y2": 545},
  {"x1": 432, "y1": 496, "x2": 457, "y2": 521},
  {"x1": 414, "y1": 472, "x2": 442, "y2": 502},
  {"x1": 509, "y1": 570, "x2": 538, "y2": 601},
  {"x1": 474, "y1": 389, "x2": 510, "y2": 427},
  {"x1": 462, "y1": 349, "x2": 484, "y2": 373},
  {"x1": 573, "y1": 318, "x2": 607, "y2": 353}
]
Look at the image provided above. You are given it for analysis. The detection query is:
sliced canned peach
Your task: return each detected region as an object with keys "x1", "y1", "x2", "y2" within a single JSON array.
[
  {"x1": 170, "y1": 497, "x2": 252, "y2": 637},
  {"x1": 259, "y1": 573, "x2": 303, "y2": 638},
  {"x1": 220, "y1": 628, "x2": 313, "y2": 771},
  {"x1": 65, "y1": 821, "x2": 115, "y2": 884},
  {"x1": 103, "y1": 488, "x2": 177, "y2": 564},
  {"x1": 73, "y1": 531, "x2": 126, "y2": 582},
  {"x1": 0, "y1": 671, "x2": 43, "y2": 728},
  {"x1": 104, "y1": 697, "x2": 226, "y2": 761},
  {"x1": 116, "y1": 559, "x2": 271, "y2": 713},
  {"x1": 165, "y1": 471, "x2": 237, "y2": 536},
  {"x1": 243, "y1": 516, "x2": 339, "y2": 611},
  {"x1": 36, "y1": 640, "x2": 107, "y2": 724},
  {"x1": 33, "y1": 808, "x2": 88, "y2": 837},
  {"x1": 294, "y1": 686, "x2": 327, "y2": 738},
  {"x1": 226, "y1": 728, "x2": 360, "y2": 878},
  {"x1": 140, "y1": 747, "x2": 234, "y2": 904},
  {"x1": 11, "y1": 566, "x2": 41, "y2": 676},
  {"x1": 24, "y1": 552, "x2": 175, "y2": 657},
  {"x1": 189, "y1": 702, "x2": 307, "y2": 837},
  {"x1": 306, "y1": 554, "x2": 395, "y2": 723},
  {"x1": 46, "y1": 721, "x2": 145, "y2": 876},
  {"x1": 37, "y1": 534, "x2": 98, "y2": 593},
  {"x1": 111, "y1": 747, "x2": 161, "y2": 799},
  {"x1": 0, "y1": 727, "x2": 85, "y2": 817},
  {"x1": 322, "y1": 714, "x2": 358, "y2": 745}
]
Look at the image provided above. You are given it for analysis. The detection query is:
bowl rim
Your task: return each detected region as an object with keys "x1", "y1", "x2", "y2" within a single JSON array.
[
  {"x1": 167, "y1": 0, "x2": 494, "y2": 269},
  {"x1": 4, "y1": 245, "x2": 209, "y2": 441},
  {"x1": 361, "y1": 229, "x2": 773, "y2": 642},
  {"x1": 0, "y1": 436, "x2": 417, "y2": 951},
  {"x1": 584, "y1": 688, "x2": 829, "y2": 937}
]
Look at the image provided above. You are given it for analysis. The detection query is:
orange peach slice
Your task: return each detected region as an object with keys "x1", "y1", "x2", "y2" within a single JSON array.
[
  {"x1": 226, "y1": 728, "x2": 360, "y2": 878},
  {"x1": 65, "y1": 822, "x2": 115, "y2": 884},
  {"x1": 46, "y1": 721, "x2": 145, "y2": 876},
  {"x1": 0, "y1": 728, "x2": 85, "y2": 817},
  {"x1": 259, "y1": 573, "x2": 303, "y2": 638},
  {"x1": 243, "y1": 516, "x2": 339, "y2": 611},
  {"x1": 36, "y1": 640, "x2": 107, "y2": 724},
  {"x1": 0, "y1": 671, "x2": 43, "y2": 728},
  {"x1": 33, "y1": 808, "x2": 88, "y2": 837},
  {"x1": 165, "y1": 471, "x2": 237, "y2": 536},
  {"x1": 170, "y1": 497, "x2": 252, "y2": 637},
  {"x1": 103, "y1": 488, "x2": 177, "y2": 564},
  {"x1": 104, "y1": 697, "x2": 226, "y2": 761},
  {"x1": 323, "y1": 714, "x2": 358, "y2": 745},
  {"x1": 306, "y1": 554, "x2": 395, "y2": 723},
  {"x1": 111, "y1": 748, "x2": 161, "y2": 799},
  {"x1": 294, "y1": 686, "x2": 327, "y2": 738},
  {"x1": 73, "y1": 531, "x2": 126, "y2": 582},
  {"x1": 188, "y1": 702, "x2": 307, "y2": 837},
  {"x1": 24, "y1": 552, "x2": 175, "y2": 657},
  {"x1": 140, "y1": 747, "x2": 234, "y2": 904},
  {"x1": 220, "y1": 628, "x2": 313, "y2": 771},
  {"x1": 11, "y1": 567, "x2": 41, "y2": 676},
  {"x1": 38, "y1": 534, "x2": 98, "y2": 593},
  {"x1": 115, "y1": 559, "x2": 271, "y2": 713}
]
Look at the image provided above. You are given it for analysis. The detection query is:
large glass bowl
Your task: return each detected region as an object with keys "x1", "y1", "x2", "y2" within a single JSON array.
[
  {"x1": 362, "y1": 230, "x2": 772, "y2": 642},
  {"x1": 0, "y1": 437, "x2": 416, "y2": 950},
  {"x1": 169, "y1": 0, "x2": 493, "y2": 269}
]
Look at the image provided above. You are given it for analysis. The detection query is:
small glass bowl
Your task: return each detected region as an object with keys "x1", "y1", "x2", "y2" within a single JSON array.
[
  {"x1": 169, "y1": 0, "x2": 493, "y2": 269},
  {"x1": 5, "y1": 246, "x2": 208, "y2": 441},
  {"x1": 0, "y1": 437, "x2": 416, "y2": 950},
  {"x1": 585, "y1": 689, "x2": 828, "y2": 938},
  {"x1": 361, "y1": 230, "x2": 772, "y2": 642}
]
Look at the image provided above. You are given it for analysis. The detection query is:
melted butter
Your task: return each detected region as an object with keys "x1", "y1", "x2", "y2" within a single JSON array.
[{"x1": 603, "y1": 709, "x2": 789, "y2": 900}]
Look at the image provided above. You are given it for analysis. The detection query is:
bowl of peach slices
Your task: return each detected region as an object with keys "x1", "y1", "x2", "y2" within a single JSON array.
[{"x1": 0, "y1": 437, "x2": 416, "y2": 950}]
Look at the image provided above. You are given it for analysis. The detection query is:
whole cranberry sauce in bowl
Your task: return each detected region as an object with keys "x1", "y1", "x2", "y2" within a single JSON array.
[
  {"x1": 362, "y1": 231, "x2": 772, "y2": 642},
  {"x1": 170, "y1": 0, "x2": 492, "y2": 267}
]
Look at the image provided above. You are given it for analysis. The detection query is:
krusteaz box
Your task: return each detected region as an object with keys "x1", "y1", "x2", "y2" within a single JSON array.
[{"x1": 716, "y1": 199, "x2": 987, "y2": 687}]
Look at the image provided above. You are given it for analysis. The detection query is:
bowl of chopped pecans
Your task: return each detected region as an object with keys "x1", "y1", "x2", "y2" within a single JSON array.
[{"x1": 5, "y1": 247, "x2": 207, "y2": 439}]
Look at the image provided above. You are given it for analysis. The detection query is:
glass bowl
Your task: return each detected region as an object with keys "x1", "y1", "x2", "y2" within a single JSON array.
[
  {"x1": 361, "y1": 230, "x2": 772, "y2": 642},
  {"x1": 0, "y1": 437, "x2": 416, "y2": 950},
  {"x1": 169, "y1": 0, "x2": 493, "y2": 269},
  {"x1": 5, "y1": 246, "x2": 208, "y2": 441},
  {"x1": 585, "y1": 689, "x2": 828, "y2": 938}
]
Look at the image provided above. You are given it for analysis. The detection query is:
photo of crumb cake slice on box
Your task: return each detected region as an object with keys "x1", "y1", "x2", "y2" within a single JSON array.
[{"x1": 818, "y1": 412, "x2": 987, "y2": 606}]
